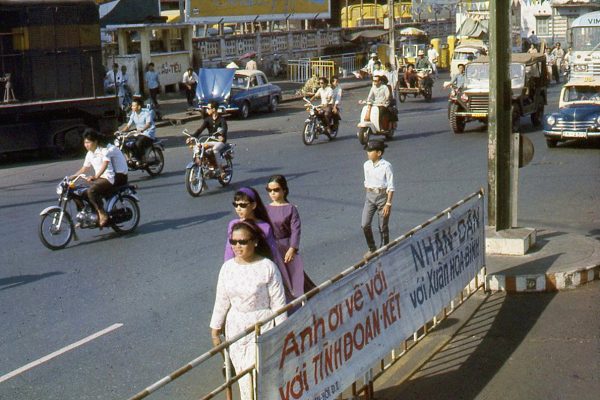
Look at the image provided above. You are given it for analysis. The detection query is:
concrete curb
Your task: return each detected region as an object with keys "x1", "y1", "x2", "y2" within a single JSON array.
[{"x1": 485, "y1": 264, "x2": 600, "y2": 293}]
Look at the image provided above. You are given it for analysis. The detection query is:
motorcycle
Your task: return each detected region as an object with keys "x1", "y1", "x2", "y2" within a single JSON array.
[
  {"x1": 38, "y1": 175, "x2": 141, "y2": 250},
  {"x1": 182, "y1": 129, "x2": 235, "y2": 197},
  {"x1": 356, "y1": 101, "x2": 395, "y2": 145},
  {"x1": 398, "y1": 68, "x2": 434, "y2": 103},
  {"x1": 302, "y1": 98, "x2": 339, "y2": 145},
  {"x1": 114, "y1": 130, "x2": 165, "y2": 176}
]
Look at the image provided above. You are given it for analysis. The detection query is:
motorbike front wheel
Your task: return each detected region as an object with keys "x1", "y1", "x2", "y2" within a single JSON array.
[
  {"x1": 39, "y1": 210, "x2": 74, "y2": 250},
  {"x1": 357, "y1": 127, "x2": 370, "y2": 145},
  {"x1": 146, "y1": 147, "x2": 165, "y2": 176},
  {"x1": 218, "y1": 158, "x2": 234, "y2": 186},
  {"x1": 423, "y1": 87, "x2": 433, "y2": 102},
  {"x1": 185, "y1": 165, "x2": 205, "y2": 197},
  {"x1": 302, "y1": 121, "x2": 316, "y2": 145},
  {"x1": 110, "y1": 195, "x2": 140, "y2": 234}
]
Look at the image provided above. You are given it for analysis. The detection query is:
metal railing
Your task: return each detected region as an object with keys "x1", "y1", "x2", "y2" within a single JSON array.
[{"x1": 128, "y1": 189, "x2": 486, "y2": 400}]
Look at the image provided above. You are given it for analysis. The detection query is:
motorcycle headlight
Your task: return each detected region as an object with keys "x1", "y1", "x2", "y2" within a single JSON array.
[
  {"x1": 114, "y1": 138, "x2": 120, "y2": 146},
  {"x1": 310, "y1": 109, "x2": 315, "y2": 116},
  {"x1": 573, "y1": 64, "x2": 588, "y2": 72},
  {"x1": 546, "y1": 115, "x2": 556, "y2": 125},
  {"x1": 56, "y1": 184, "x2": 64, "y2": 195},
  {"x1": 596, "y1": 115, "x2": 600, "y2": 125}
]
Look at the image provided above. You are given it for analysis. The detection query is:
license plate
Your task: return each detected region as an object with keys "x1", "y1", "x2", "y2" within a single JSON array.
[{"x1": 562, "y1": 131, "x2": 588, "y2": 138}]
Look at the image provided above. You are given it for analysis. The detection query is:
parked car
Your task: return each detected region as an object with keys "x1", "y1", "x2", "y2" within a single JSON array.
[
  {"x1": 543, "y1": 77, "x2": 600, "y2": 147},
  {"x1": 195, "y1": 68, "x2": 282, "y2": 119},
  {"x1": 448, "y1": 53, "x2": 548, "y2": 133}
]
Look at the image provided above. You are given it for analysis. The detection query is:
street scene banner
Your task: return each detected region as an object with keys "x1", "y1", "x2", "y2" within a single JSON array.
[
  {"x1": 187, "y1": 0, "x2": 331, "y2": 23},
  {"x1": 257, "y1": 195, "x2": 484, "y2": 400}
]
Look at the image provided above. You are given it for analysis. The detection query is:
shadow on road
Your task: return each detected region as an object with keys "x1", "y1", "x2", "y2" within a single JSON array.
[
  {"x1": 376, "y1": 290, "x2": 557, "y2": 400},
  {"x1": 0, "y1": 271, "x2": 65, "y2": 291},
  {"x1": 138, "y1": 211, "x2": 231, "y2": 234}
]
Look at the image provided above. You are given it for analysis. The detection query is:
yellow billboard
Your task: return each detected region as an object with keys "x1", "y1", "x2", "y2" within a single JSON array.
[{"x1": 187, "y1": 0, "x2": 331, "y2": 23}]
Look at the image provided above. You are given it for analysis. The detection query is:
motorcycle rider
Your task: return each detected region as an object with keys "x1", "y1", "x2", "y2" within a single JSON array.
[
  {"x1": 106, "y1": 142, "x2": 129, "y2": 185},
  {"x1": 415, "y1": 49, "x2": 433, "y2": 70},
  {"x1": 119, "y1": 98, "x2": 156, "y2": 166},
  {"x1": 450, "y1": 63, "x2": 466, "y2": 89},
  {"x1": 331, "y1": 76, "x2": 342, "y2": 119},
  {"x1": 188, "y1": 100, "x2": 228, "y2": 176},
  {"x1": 309, "y1": 77, "x2": 334, "y2": 135},
  {"x1": 69, "y1": 129, "x2": 118, "y2": 227},
  {"x1": 364, "y1": 74, "x2": 392, "y2": 129}
]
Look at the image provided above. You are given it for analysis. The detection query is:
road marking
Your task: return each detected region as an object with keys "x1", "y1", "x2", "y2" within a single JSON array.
[{"x1": 0, "y1": 323, "x2": 123, "y2": 384}]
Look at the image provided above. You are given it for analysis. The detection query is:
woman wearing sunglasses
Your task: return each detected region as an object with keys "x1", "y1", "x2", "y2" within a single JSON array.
[
  {"x1": 224, "y1": 187, "x2": 293, "y2": 297},
  {"x1": 265, "y1": 175, "x2": 308, "y2": 298},
  {"x1": 211, "y1": 220, "x2": 287, "y2": 400}
]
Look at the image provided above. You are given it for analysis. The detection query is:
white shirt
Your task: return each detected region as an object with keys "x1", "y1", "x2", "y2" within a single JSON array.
[
  {"x1": 106, "y1": 144, "x2": 128, "y2": 175},
  {"x1": 364, "y1": 158, "x2": 394, "y2": 192},
  {"x1": 331, "y1": 86, "x2": 342, "y2": 106},
  {"x1": 104, "y1": 69, "x2": 122, "y2": 89},
  {"x1": 428, "y1": 48, "x2": 439, "y2": 63},
  {"x1": 245, "y1": 59, "x2": 257, "y2": 70},
  {"x1": 127, "y1": 109, "x2": 156, "y2": 138},
  {"x1": 315, "y1": 86, "x2": 333, "y2": 105},
  {"x1": 182, "y1": 70, "x2": 199, "y2": 85},
  {"x1": 83, "y1": 147, "x2": 115, "y2": 184}
]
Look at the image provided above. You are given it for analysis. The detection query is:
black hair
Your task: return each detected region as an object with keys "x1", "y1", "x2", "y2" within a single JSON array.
[
  {"x1": 148, "y1": 62, "x2": 155, "y2": 67},
  {"x1": 379, "y1": 75, "x2": 389, "y2": 84},
  {"x1": 82, "y1": 128, "x2": 101, "y2": 143},
  {"x1": 233, "y1": 187, "x2": 273, "y2": 229},
  {"x1": 331, "y1": 75, "x2": 339, "y2": 83},
  {"x1": 267, "y1": 174, "x2": 289, "y2": 202},
  {"x1": 208, "y1": 100, "x2": 219, "y2": 110},
  {"x1": 319, "y1": 77, "x2": 329, "y2": 84},
  {"x1": 132, "y1": 98, "x2": 144, "y2": 107},
  {"x1": 230, "y1": 221, "x2": 273, "y2": 260},
  {"x1": 112, "y1": 63, "x2": 119, "y2": 69}
]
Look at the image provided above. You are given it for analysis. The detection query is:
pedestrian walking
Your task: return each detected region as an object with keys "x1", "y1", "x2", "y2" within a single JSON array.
[
  {"x1": 361, "y1": 140, "x2": 394, "y2": 257},
  {"x1": 144, "y1": 62, "x2": 160, "y2": 108},
  {"x1": 551, "y1": 42, "x2": 565, "y2": 83},
  {"x1": 224, "y1": 187, "x2": 293, "y2": 298},
  {"x1": 104, "y1": 63, "x2": 121, "y2": 95},
  {"x1": 182, "y1": 67, "x2": 198, "y2": 107},
  {"x1": 265, "y1": 175, "x2": 309, "y2": 298},
  {"x1": 210, "y1": 220, "x2": 287, "y2": 400},
  {"x1": 427, "y1": 44, "x2": 439, "y2": 78}
]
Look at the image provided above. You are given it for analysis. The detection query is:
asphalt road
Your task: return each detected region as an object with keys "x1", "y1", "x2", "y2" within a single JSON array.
[{"x1": 0, "y1": 80, "x2": 599, "y2": 399}]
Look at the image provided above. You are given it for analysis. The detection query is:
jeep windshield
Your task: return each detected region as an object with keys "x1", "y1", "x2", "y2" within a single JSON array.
[{"x1": 465, "y1": 63, "x2": 525, "y2": 88}]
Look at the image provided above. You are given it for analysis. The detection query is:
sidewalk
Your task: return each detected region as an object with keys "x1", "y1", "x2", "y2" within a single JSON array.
[{"x1": 154, "y1": 76, "x2": 372, "y2": 127}]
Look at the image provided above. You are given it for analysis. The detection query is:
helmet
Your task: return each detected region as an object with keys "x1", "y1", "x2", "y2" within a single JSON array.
[
  {"x1": 417, "y1": 49, "x2": 425, "y2": 56},
  {"x1": 370, "y1": 53, "x2": 377, "y2": 58}
]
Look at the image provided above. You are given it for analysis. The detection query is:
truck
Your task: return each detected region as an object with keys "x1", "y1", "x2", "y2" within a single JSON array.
[
  {"x1": 568, "y1": 10, "x2": 600, "y2": 79},
  {"x1": 0, "y1": 0, "x2": 119, "y2": 155}
]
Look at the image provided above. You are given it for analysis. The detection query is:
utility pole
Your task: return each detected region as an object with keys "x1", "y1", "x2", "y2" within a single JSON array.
[
  {"x1": 388, "y1": 0, "x2": 396, "y2": 68},
  {"x1": 487, "y1": 0, "x2": 512, "y2": 230}
]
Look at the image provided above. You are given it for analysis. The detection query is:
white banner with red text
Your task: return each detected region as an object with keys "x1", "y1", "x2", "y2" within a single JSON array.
[{"x1": 256, "y1": 195, "x2": 485, "y2": 400}]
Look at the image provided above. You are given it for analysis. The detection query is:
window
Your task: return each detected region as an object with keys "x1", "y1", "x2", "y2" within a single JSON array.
[{"x1": 536, "y1": 17, "x2": 549, "y2": 36}]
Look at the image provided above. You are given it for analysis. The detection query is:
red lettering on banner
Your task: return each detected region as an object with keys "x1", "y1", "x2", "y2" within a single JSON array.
[
  {"x1": 343, "y1": 332, "x2": 353, "y2": 361},
  {"x1": 353, "y1": 323, "x2": 365, "y2": 350},
  {"x1": 280, "y1": 332, "x2": 300, "y2": 369}
]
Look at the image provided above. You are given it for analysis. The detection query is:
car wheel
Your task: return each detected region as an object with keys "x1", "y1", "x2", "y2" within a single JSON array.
[
  {"x1": 239, "y1": 102, "x2": 250, "y2": 119},
  {"x1": 268, "y1": 96, "x2": 278, "y2": 113}
]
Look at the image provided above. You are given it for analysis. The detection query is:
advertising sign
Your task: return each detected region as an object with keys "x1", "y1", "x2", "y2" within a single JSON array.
[
  {"x1": 187, "y1": 0, "x2": 331, "y2": 23},
  {"x1": 150, "y1": 51, "x2": 190, "y2": 88},
  {"x1": 257, "y1": 195, "x2": 485, "y2": 400}
]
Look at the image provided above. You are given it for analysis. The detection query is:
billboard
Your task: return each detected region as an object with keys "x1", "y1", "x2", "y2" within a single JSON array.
[{"x1": 186, "y1": 0, "x2": 331, "y2": 23}]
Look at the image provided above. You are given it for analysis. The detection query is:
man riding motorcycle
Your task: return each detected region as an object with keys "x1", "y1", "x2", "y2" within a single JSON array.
[
  {"x1": 309, "y1": 77, "x2": 334, "y2": 135},
  {"x1": 365, "y1": 75, "x2": 393, "y2": 127},
  {"x1": 331, "y1": 76, "x2": 342, "y2": 121},
  {"x1": 187, "y1": 100, "x2": 228, "y2": 177},
  {"x1": 415, "y1": 49, "x2": 433, "y2": 70},
  {"x1": 119, "y1": 98, "x2": 156, "y2": 166}
]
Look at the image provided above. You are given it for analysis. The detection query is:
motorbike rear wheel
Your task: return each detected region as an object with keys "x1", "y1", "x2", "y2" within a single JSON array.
[
  {"x1": 357, "y1": 127, "x2": 370, "y2": 145},
  {"x1": 302, "y1": 121, "x2": 316, "y2": 145},
  {"x1": 218, "y1": 158, "x2": 234, "y2": 186},
  {"x1": 423, "y1": 87, "x2": 433, "y2": 102},
  {"x1": 39, "y1": 210, "x2": 74, "y2": 250},
  {"x1": 185, "y1": 165, "x2": 205, "y2": 197},
  {"x1": 146, "y1": 147, "x2": 165, "y2": 176},
  {"x1": 111, "y1": 195, "x2": 140, "y2": 234}
]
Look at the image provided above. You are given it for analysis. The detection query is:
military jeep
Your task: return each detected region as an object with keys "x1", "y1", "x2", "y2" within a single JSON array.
[{"x1": 448, "y1": 53, "x2": 548, "y2": 133}]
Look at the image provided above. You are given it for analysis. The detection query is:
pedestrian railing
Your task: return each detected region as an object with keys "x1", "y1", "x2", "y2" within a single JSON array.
[
  {"x1": 286, "y1": 59, "x2": 311, "y2": 83},
  {"x1": 128, "y1": 189, "x2": 486, "y2": 400}
]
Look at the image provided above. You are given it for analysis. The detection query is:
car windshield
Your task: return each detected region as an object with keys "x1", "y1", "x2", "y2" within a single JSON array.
[
  {"x1": 563, "y1": 86, "x2": 600, "y2": 102},
  {"x1": 571, "y1": 27, "x2": 600, "y2": 51},
  {"x1": 465, "y1": 63, "x2": 525, "y2": 87},
  {"x1": 232, "y1": 75, "x2": 249, "y2": 90}
]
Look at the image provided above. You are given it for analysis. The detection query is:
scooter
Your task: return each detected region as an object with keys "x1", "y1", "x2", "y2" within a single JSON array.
[{"x1": 356, "y1": 101, "x2": 395, "y2": 145}]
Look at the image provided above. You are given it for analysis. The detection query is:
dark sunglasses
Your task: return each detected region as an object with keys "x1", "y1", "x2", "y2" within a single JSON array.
[
  {"x1": 229, "y1": 238, "x2": 252, "y2": 245},
  {"x1": 232, "y1": 202, "x2": 251, "y2": 208},
  {"x1": 265, "y1": 187, "x2": 281, "y2": 193}
]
